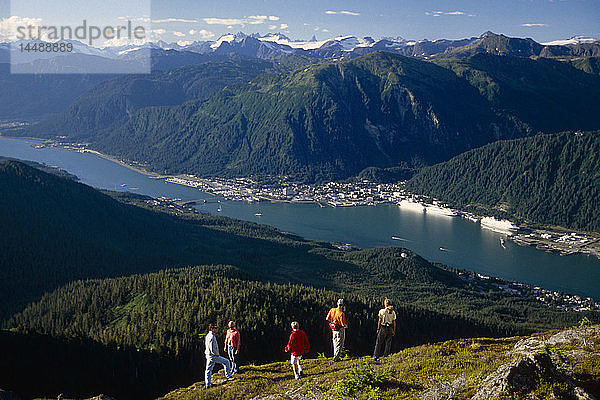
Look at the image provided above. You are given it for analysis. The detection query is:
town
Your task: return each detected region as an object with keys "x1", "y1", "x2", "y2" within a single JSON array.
[
  {"x1": 29, "y1": 140, "x2": 600, "y2": 261},
  {"x1": 458, "y1": 270, "x2": 600, "y2": 312},
  {"x1": 163, "y1": 174, "x2": 600, "y2": 258}
]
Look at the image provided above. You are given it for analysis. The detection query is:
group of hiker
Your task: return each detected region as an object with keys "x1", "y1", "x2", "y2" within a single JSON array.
[{"x1": 204, "y1": 298, "x2": 396, "y2": 387}]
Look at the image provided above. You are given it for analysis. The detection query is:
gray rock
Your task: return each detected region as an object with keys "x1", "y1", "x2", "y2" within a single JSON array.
[{"x1": 472, "y1": 353, "x2": 555, "y2": 400}]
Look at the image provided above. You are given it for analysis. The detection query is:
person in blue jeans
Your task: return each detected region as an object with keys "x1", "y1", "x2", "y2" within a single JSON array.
[
  {"x1": 205, "y1": 323, "x2": 234, "y2": 388},
  {"x1": 224, "y1": 320, "x2": 241, "y2": 374}
]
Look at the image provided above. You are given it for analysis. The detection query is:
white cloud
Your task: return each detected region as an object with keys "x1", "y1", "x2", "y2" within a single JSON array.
[
  {"x1": 152, "y1": 18, "x2": 198, "y2": 23},
  {"x1": 280, "y1": 23, "x2": 288, "y2": 30},
  {"x1": 203, "y1": 18, "x2": 245, "y2": 25},
  {"x1": 322, "y1": 28, "x2": 329, "y2": 32},
  {"x1": 325, "y1": 10, "x2": 360, "y2": 16},
  {"x1": 203, "y1": 15, "x2": 281, "y2": 26},
  {"x1": 522, "y1": 23, "x2": 548, "y2": 27},
  {"x1": 189, "y1": 29, "x2": 215, "y2": 39},
  {"x1": 426, "y1": 11, "x2": 467, "y2": 17},
  {"x1": 173, "y1": 31, "x2": 185, "y2": 37},
  {"x1": 177, "y1": 40, "x2": 192, "y2": 46},
  {"x1": 247, "y1": 15, "x2": 268, "y2": 24},
  {"x1": 269, "y1": 25, "x2": 277, "y2": 30},
  {"x1": 103, "y1": 36, "x2": 149, "y2": 47},
  {"x1": 152, "y1": 28, "x2": 166, "y2": 35},
  {"x1": 1, "y1": 16, "x2": 43, "y2": 40},
  {"x1": 118, "y1": 16, "x2": 151, "y2": 23},
  {"x1": 314, "y1": 26, "x2": 320, "y2": 31}
]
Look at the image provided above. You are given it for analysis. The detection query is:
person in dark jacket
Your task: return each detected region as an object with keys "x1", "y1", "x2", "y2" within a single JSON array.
[{"x1": 284, "y1": 321, "x2": 310, "y2": 379}]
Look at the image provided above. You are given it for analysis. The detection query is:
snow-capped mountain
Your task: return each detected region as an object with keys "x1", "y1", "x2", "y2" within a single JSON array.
[
  {"x1": 541, "y1": 36, "x2": 599, "y2": 46},
  {"x1": 3, "y1": 32, "x2": 599, "y2": 74}
]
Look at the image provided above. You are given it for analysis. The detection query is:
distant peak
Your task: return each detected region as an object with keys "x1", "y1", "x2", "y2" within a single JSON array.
[{"x1": 480, "y1": 31, "x2": 497, "y2": 38}]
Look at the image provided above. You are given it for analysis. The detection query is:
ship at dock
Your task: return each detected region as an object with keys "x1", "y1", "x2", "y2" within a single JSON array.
[
  {"x1": 480, "y1": 217, "x2": 519, "y2": 234},
  {"x1": 424, "y1": 204, "x2": 457, "y2": 217},
  {"x1": 398, "y1": 199, "x2": 426, "y2": 212}
]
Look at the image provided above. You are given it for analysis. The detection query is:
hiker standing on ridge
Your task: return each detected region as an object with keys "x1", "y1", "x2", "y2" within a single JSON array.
[
  {"x1": 284, "y1": 321, "x2": 310, "y2": 379},
  {"x1": 373, "y1": 298, "x2": 396, "y2": 360},
  {"x1": 224, "y1": 320, "x2": 241, "y2": 374},
  {"x1": 205, "y1": 323, "x2": 233, "y2": 388},
  {"x1": 326, "y1": 298, "x2": 347, "y2": 362}
]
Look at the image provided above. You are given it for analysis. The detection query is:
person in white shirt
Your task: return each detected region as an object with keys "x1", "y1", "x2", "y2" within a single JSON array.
[
  {"x1": 373, "y1": 298, "x2": 396, "y2": 360},
  {"x1": 205, "y1": 323, "x2": 234, "y2": 388}
]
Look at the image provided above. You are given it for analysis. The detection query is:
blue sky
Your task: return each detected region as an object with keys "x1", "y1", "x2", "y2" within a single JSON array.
[{"x1": 1, "y1": 0, "x2": 599, "y2": 45}]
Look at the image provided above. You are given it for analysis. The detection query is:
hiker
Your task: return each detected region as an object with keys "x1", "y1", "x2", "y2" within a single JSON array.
[
  {"x1": 373, "y1": 298, "x2": 396, "y2": 359},
  {"x1": 224, "y1": 320, "x2": 241, "y2": 374},
  {"x1": 205, "y1": 323, "x2": 233, "y2": 388},
  {"x1": 325, "y1": 298, "x2": 347, "y2": 361},
  {"x1": 284, "y1": 321, "x2": 310, "y2": 379}
]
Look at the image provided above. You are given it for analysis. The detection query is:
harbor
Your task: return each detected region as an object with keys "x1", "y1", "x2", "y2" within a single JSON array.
[{"x1": 2, "y1": 135, "x2": 600, "y2": 300}]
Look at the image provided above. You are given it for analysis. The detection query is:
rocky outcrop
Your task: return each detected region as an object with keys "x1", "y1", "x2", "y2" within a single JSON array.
[{"x1": 473, "y1": 327, "x2": 600, "y2": 400}]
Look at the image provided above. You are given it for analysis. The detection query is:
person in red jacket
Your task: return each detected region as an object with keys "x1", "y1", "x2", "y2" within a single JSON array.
[
  {"x1": 284, "y1": 321, "x2": 310, "y2": 379},
  {"x1": 224, "y1": 321, "x2": 241, "y2": 374}
]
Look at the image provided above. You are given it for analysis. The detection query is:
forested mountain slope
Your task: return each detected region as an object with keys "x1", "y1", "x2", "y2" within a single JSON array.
[
  {"x1": 435, "y1": 54, "x2": 600, "y2": 133},
  {"x1": 406, "y1": 131, "x2": 600, "y2": 231},
  {"x1": 25, "y1": 59, "x2": 276, "y2": 140},
  {"x1": 20, "y1": 52, "x2": 600, "y2": 181}
]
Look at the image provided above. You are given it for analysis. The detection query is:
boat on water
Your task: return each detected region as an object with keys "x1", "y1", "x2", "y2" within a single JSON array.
[
  {"x1": 254, "y1": 213, "x2": 263, "y2": 216},
  {"x1": 465, "y1": 215, "x2": 479, "y2": 223},
  {"x1": 424, "y1": 204, "x2": 457, "y2": 217},
  {"x1": 398, "y1": 199, "x2": 425, "y2": 212},
  {"x1": 391, "y1": 236, "x2": 408, "y2": 241}
]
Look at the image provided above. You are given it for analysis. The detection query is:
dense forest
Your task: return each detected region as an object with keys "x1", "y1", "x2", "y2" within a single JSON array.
[
  {"x1": 406, "y1": 131, "x2": 600, "y2": 232},
  {"x1": 0, "y1": 266, "x2": 486, "y2": 399},
  {"x1": 4, "y1": 264, "x2": 597, "y2": 400},
  {"x1": 25, "y1": 59, "x2": 281, "y2": 140}
]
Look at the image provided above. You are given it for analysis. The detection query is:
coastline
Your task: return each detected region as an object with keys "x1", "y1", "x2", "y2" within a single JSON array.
[{"x1": 9, "y1": 136, "x2": 600, "y2": 261}]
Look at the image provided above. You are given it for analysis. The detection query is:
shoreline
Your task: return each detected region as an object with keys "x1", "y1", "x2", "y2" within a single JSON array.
[
  {"x1": 3, "y1": 136, "x2": 600, "y2": 304},
  {"x1": 8, "y1": 136, "x2": 600, "y2": 261}
]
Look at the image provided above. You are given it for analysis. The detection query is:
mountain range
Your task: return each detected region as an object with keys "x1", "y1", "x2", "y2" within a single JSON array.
[
  {"x1": 3, "y1": 31, "x2": 599, "y2": 66},
  {"x1": 2, "y1": 31, "x2": 598, "y2": 121},
  {"x1": 20, "y1": 50, "x2": 600, "y2": 181}
]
